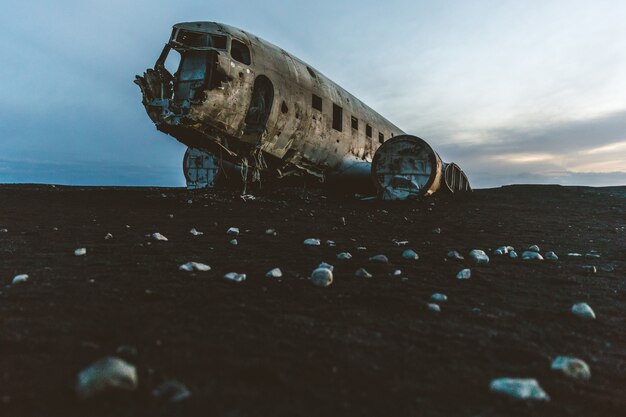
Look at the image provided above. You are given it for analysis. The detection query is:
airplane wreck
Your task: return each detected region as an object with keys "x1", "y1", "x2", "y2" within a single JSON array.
[{"x1": 135, "y1": 21, "x2": 471, "y2": 199}]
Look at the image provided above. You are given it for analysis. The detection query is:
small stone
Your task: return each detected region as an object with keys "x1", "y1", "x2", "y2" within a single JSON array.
[
  {"x1": 551, "y1": 356, "x2": 591, "y2": 380},
  {"x1": 528, "y1": 244, "x2": 541, "y2": 253},
  {"x1": 432, "y1": 228, "x2": 441, "y2": 234},
  {"x1": 223, "y1": 272, "x2": 246, "y2": 283},
  {"x1": 152, "y1": 380, "x2": 191, "y2": 403},
  {"x1": 266, "y1": 268, "x2": 282, "y2": 278},
  {"x1": 522, "y1": 251, "x2": 544, "y2": 260},
  {"x1": 494, "y1": 246, "x2": 512, "y2": 255},
  {"x1": 168, "y1": 214, "x2": 174, "y2": 219},
  {"x1": 489, "y1": 378, "x2": 549, "y2": 401},
  {"x1": 568, "y1": 252, "x2": 583, "y2": 257},
  {"x1": 431, "y1": 293, "x2": 448, "y2": 302},
  {"x1": 393, "y1": 240, "x2": 409, "y2": 246},
  {"x1": 303, "y1": 238, "x2": 321, "y2": 246},
  {"x1": 494, "y1": 249, "x2": 504, "y2": 255},
  {"x1": 229, "y1": 239, "x2": 238, "y2": 246},
  {"x1": 179, "y1": 262, "x2": 211, "y2": 272},
  {"x1": 456, "y1": 269, "x2": 471, "y2": 280},
  {"x1": 75, "y1": 357, "x2": 138, "y2": 399},
  {"x1": 74, "y1": 248, "x2": 87, "y2": 256},
  {"x1": 356, "y1": 246, "x2": 367, "y2": 251},
  {"x1": 340, "y1": 217, "x2": 346, "y2": 226},
  {"x1": 509, "y1": 250, "x2": 518, "y2": 259},
  {"x1": 469, "y1": 249, "x2": 489, "y2": 264},
  {"x1": 310, "y1": 267, "x2": 333, "y2": 287},
  {"x1": 599, "y1": 264, "x2": 615, "y2": 273},
  {"x1": 582, "y1": 265, "x2": 597, "y2": 273},
  {"x1": 104, "y1": 233, "x2": 113, "y2": 240},
  {"x1": 189, "y1": 228, "x2": 203, "y2": 236},
  {"x1": 317, "y1": 262, "x2": 334, "y2": 271},
  {"x1": 265, "y1": 228, "x2": 276, "y2": 235},
  {"x1": 337, "y1": 252, "x2": 352, "y2": 260},
  {"x1": 187, "y1": 199, "x2": 193, "y2": 204},
  {"x1": 369, "y1": 254, "x2": 389, "y2": 264},
  {"x1": 571, "y1": 302, "x2": 595, "y2": 319},
  {"x1": 0, "y1": 228, "x2": 7, "y2": 233},
  {"x1": 402, "y1": 249, "x2": 419, "y2": 260},
  {"x1": 326, "y1": 240, "x2": 336, "y2": 247},
  {"x1": 447, "y1": 250, "x2": 464, "y2": 260},
  {"x1": 152, "y1": 232, "x2": 168, "y2": 241},
  {"x1": 226, "y1": 227, "x2": 239, "y2": 236},
  {"x1": 355, "y1": 268, "x2": 372, "y2": 278},
  {"x1": 12, "y1": 274, "x2": 29, "y2": 284},
  {"x1": 585, "y1": 252, "x2": 601, "y2": 259},
  {"x1": 427, "y1": 303, "x2": 441, "y2": 312},
  {"x1": 115, "y1": 345, "x2": 138, "y2": 357},
  {"x1": 545, "y1": 251, "x2": 558, "y2": 260}
]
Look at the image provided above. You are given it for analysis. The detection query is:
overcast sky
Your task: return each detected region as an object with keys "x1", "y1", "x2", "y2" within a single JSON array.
[{"x1": 1, "y1": 0, "x2": 625, "y2": 188}]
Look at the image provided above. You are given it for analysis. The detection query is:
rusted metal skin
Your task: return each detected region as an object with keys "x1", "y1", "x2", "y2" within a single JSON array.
[{"x1": 135, "y1": 22, "x2": 471, "y2": 198}]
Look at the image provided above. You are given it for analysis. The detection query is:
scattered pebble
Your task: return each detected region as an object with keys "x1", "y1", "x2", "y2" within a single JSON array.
[
  {"x1": 494, "y1": 246, "x2": 513, "y2": 255},
  {"x1": 568, "y1": 252, "x2": 583, "y2": 257},
  {"x1": 427, "y1": 303, "x2": 441, "y2": 312},
  {"x1": 152, "y1": 380, "x2": 191, "y2": 403},
  {"x1": 528, "y1": 244, "x2": 541, "y2": 253},
  {"x1": 456, "y1": 269, "x2": 471, "y2": 280},
  {"x1": 489, "y1": 378, "x2": 549, "y2": 401},
  {"x1": 310, "y1": 267, "x2": 333, "y2": 287},
  {"x1": 393, "y1": 240, "x2": 409, "y2": 246},
  {"x1": 326, "y1": 240, "x2": 336, "y2": 247},
  {"x1": 337, "y1": 252, "x2": 352, "y2": 260},
  {"x1": 223, "y1": 272, "x2": 246, "y2": 283},
  {"x1": 317, "y1": 262, "x2": 334, "y2": 271},
  {"x1": 582, "y1": 265, "x2": 597, "y2": 273},
  {"x1": 179, "y1": 262, "x2": 211, "y2": 272},
  {"x1": 432, "y1": 228, "x2": 441, "y2": 234},
  {"x1": 585, "y1": 252, "x2": 601, "y2": 259},
  {"x1": 265, "y1": 228, "x2": 277, "y2": 236},
  {"x1": 12, "y1": 274, "x2": 29, "y2": 284},
  {"x1": 509, "y1": 250, "x2": 518, "y2": 259},
  {"x1": 74, "y1": 248, "x2": 87, "y2": 256},
  {"x1": 599, "y1": 264, "x2": 615, "y2": 273},
  {"x1": 392, "y1": 269, "x2": 402, "y2": 277},
  {"x1": 189, "y1": 228, "x2": 203, "y2": 236},
  {"x1": 168, "y1": 214, "x2": 174, "y2": 219},
  {"x1": 115, "y1": 345, "x2": 138, "y2": 357},
  {"x1": 522, "y1": 251, "x2": 544, "y2": 260},
  {"x1": 229, "y1": 239, "x2": 238, "y2": 246},
  {"x1": 571, "y1": 302, "x2": 595, "y2": 319},
  {"x1": 544, "y1": 251, "x2": 558, "y2": 260},
  {"x1": 431, "y1": 293, "x2": 448, "y2": 302},
  {"x1": 355, "y1": 268, "x2": 372, "y2": 278},
  {"x1": 469, "y1": 249, "x2": 489, "y2": 264},
  {"x1": 402, "y1": 249, "x2": 419, "y2": 260},
  {"x1": 303, "y1": 238, "x2": 321, "y2": 246},
  {"x1": 152, "y1": 232, "x2": 168, "y2": 241},
  {"x1": 0, "y1": 228, "x2": 7, "y2": 233},
  {"x1": 226, "y1": 227, "x2": 239, "y2": 236},
  {"x1": 104, "y1": 233, "x2": 113, "y2": 240},
  {"x1": 447, "y1": 250, "x2": 464, "y2": 260},
  {"x1": 75, "y1": 357, "x2": 138, "y2": 399},
  {"x1": 356, "y1": 246, "x2": 367, "y2": 251},
  {"x1": 369, "y1": 254, "x2": 389, "y2": 264},
  {"x1": 551, "y1": 356, "x2": 591, "y2": 380},
  {"x1": 266, "y1": 268, "x2": 283, "y2": 278}
]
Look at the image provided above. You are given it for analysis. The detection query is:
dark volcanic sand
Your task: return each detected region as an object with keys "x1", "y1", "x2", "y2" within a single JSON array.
[{"x1": 0, "y1": 184, "x2": 625, "y2": 417}]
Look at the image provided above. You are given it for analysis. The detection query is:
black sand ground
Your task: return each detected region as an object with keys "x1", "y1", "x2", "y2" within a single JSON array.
[{"x1": 0, "y1": 184, "x2": 625, "y2": 416}]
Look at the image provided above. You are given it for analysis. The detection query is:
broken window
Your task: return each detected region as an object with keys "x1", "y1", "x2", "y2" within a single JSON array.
[
  {"x1": 366, "y1": 124, "x2": 372, "y2": 138},
  {"x1": 351, "y1": 116, "x2": 358, "y2": 130},
  {"x1": 231, "y1": 39, "x2": 251, "y2": 65},
  {"x1": 175, "y1": 31, "x2": 227, "y2": 49},
  {"x1": 332, "y1": 104, "x2": 343, "y2": 132},
  {"x1": 312, "y1": 94, "x2": 322, "y2": 111},
  {"x1": 379, "y1": 132, "x2": 385, "y2": 144}
]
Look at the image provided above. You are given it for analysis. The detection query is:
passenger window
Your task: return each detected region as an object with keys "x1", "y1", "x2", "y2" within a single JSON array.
[
  {"x1": 351, "y1": 116, "x2": 358, "y2": 130},
  {"x1": 312, "y1": 94, "x2": 322, "y2": 111},
  {"x1": 332, "y1": 104, "x2": 343, "y2": 132},
  {"x1": 379, "y1": 132, "x2": 384, "y2": 144},
  {"x1": 366, "y1": 124, "x2": 372, "y2": 138},
  {"x1": 231, "y1": 39, "x2": 251, "y2": 65}
]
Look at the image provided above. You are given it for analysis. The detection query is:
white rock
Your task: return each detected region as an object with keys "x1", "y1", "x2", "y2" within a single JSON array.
[
  {"x1": 168, "y1": 214, "x2": 174, "y2": 218},
  {"x1": 581, "y1": 265, "x2": 597, "y2": 273},
  {"x1": 189, "y1": 228, "x2": 203, "y2": 236},
  {"x1": 456, "y1": 269, "x2": 471, "y2": 280},
  {"x1": 528, "y1": 244, "x2": 541, "y2": 253},
  {"x1": 494, "y1": 246, "x2": 508, "y2": 255},
  {"x1": 74, "y1": 248, "x2": 87, "y2": 256},
  {"x1": 326, "y1": 240, "x2": 336, "y2": 247},
  {"x1": 266, "y1": 268, "x2": 283, "y2": 278},
  {"x1": 337, "y1": 252, "x2": 352, "y2": 260},
  {"x1": 431, "y1": 293, "x2": 448, "y2": 302},
  {"x1": 310, "y1": 267, "x2": 333, "y2": 287},
  {"x1": 355, "y1": 268, "x2": 372, "y2": 278},
  {"x1": 12, "y1": 274, "x2": 29, "y2": 284},
  {"x1": 104, "y1": 233, "x2": 113, "y2": 240},
  {"x1": 226, "y1": 227, "x2": 239, "y2": 236},
  {"x1": 522, "y1": 251, "x2": 544, "y2": 260},
  {"x1": 585, "y1": 252, "x2": 601, "y2": 259},
  {"x1": 303, "y1": 238, "x2": 321, "y2": 246},
  {"x1": 392, "y1": 269, "x2": 402, "y2": 277},
  {"x1": 489, "y1": 378, "x2": 549, "y2": 401},
  {"x1": 402, "y1": 249, "x2": 419, "y2": 260},
  {"x1": 265, "y1": 228, "x2": 276, "y2": 235},
  {"x1": 494, "y1": 249, "x2": 504, "y2": 255},
  {"x1": 356, "y1": 246, "x2": 367, "y2": 251},
  {"x1": 179, "y1": 262, "x2": 211, "y2": 272},
  {"x1": 571, "y1": 302, "x2": 595, "y2": 319},
  {"x1": 469, "y1": 249, "x2": 489, "y2": 264},
  {"x1": 0, "y1": 228, "x2": 7, "y2": 233},
  {"x1": 447, "y1": 250, "x2": 464, "y2": 260},
  {"x1": 75, "y1": 357, "x2": 138, "y2": 399},
  {"x1": 229, "y1": 239, "x2": 238, "y2": 246},
  {"x1": 393, "y1": 240, "x2": 409, "y2": 246},
  {"x1": 369, "y1": 254, "x2": 389, "y2": 263},
  {"x1": 223, "y1": 272, "x2": 246, "y2": 283},
  {"x1": 551, "y1": 356, "x2": 591, "y2": 380},
  {"x1": 509, "y1": 250, "x2": 518, "y2": 259},
  {"x1": 544, "y1": 251, "x2": 558, "y2": 260},
  {"x1": 152, "y1": 232, "x2": 168, "y2": 241},
  {"x1": 568, "y1": 252, "x2": 583, "y2": 257},
  {"x1": 432, "y1": 227, "x2": 441, "y2": 234},
  {"x1": 152, "y1": 380, "x2": 191, "y2": 403},
  {"x1": 427, "y1": 303, "x2": 441, "y2": 312},
  {"x1": 317, "y1": 262, "x2": 334, "y2": 271}
]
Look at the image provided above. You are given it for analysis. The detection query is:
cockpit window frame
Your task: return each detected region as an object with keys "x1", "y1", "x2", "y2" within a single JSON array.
[
  {"x1": 169, "y1": 29, "x2": 228, "y2": 51},
  {"x1": 230, "y1": 38, "x2": 252, "y2": 66}
]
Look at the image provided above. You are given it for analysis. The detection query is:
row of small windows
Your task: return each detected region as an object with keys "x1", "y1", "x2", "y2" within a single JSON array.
[{"x1": 312, "y1": 94, "x2": 389, "y2": 144}]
